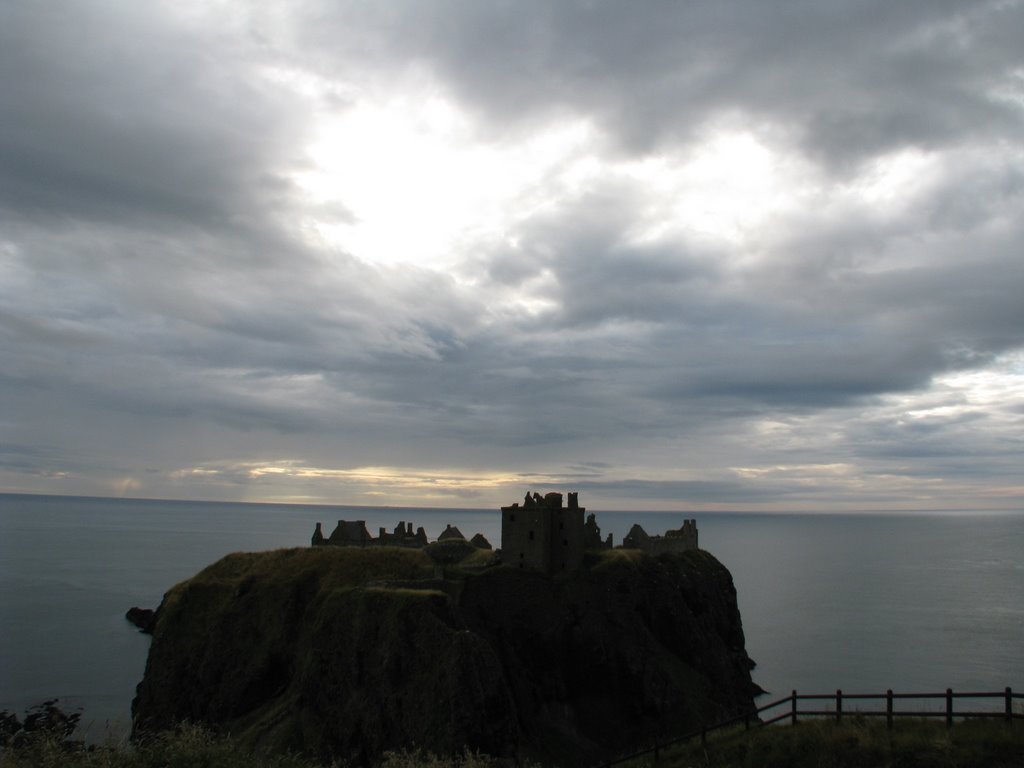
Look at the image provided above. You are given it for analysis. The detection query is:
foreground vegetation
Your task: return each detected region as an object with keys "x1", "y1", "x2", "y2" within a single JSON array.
[
  {"x1": 632, "y1": 716, "x2": 1024, "y2": 768},
  {"x1": 3, "y1": 703, "x2": 1023, "y2": 768},
  {"x1": 0, "y1": 702, "x2": 504, "y2": 768},
  {"x1": 0, "y1": 721, "x2": 500, "y2": 768}
]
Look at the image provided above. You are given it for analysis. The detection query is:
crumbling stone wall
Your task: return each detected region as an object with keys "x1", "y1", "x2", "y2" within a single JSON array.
[
  {"x1": 320, "y1": 520, "x2": 372, "y2": 547},
  {"x1": 378, "y1": 521, "x2": 429, "y2": 548},
  {"x1": 583, "y1": 513, "x2": 613, "y2": 550},
  {"x1": 622, "y1": 519, "x2": 698, "y2": 554},
  {"x1": 312, "y1": 520, "x2": 454, "y2": 549}
]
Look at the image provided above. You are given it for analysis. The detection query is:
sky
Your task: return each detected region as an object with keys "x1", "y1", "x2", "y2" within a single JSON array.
[{"x1": 2, "y1": 1, "x2": 1023, "y2": 511}]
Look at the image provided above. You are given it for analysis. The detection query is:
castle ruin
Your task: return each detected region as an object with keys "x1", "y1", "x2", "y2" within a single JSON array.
[
  {"x1": 313, "y1": 519, "x2": 428, "y2": 548},
  {"x1": 500, "y1": 491, "x2": 594, "y2": 574},
  {"x1": 311, "y1": 493, "x2": 699, "y2": 576},
  {"x1": 621, "y1": 519, "x2": 698, "y2": 554}
]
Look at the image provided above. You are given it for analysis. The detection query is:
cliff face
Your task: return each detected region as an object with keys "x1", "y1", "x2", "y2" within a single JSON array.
[{"x1": 132, "y1": 547, "x2": 756, "y2": 766}]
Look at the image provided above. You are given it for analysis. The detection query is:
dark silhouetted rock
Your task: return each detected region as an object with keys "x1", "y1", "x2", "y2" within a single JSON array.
[
  {"x1": 125, "y1": 607, "x2": 156, "y2": 634},
  {"x1": 132, "y1": 547, "x2": 756, "y2": 766}
]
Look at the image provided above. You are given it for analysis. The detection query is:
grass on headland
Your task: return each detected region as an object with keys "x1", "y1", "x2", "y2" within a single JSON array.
[
  {"x1": 4, "y1": 717, "x2": 1023, "y2": 768},
  {"x1": 0, "y1": 720, "x2": 505, "y2": 768},
  {"x1": 0, "y1": 723, "x2": 310, "y2": 768},
  {"x1": 630, "y1": 716, "x2": 1024, "y2": 768},
  {"x1": 7, "y1": 699, "x2": 1022, "y2": 768}
]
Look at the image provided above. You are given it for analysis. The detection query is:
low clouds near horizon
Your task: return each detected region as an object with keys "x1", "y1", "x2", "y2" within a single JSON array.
[{"x1": 2, "y1": 1, "x2": 1022, "y2": 510}]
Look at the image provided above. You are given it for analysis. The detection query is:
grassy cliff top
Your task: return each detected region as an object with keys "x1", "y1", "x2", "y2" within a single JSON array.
[
  {"x1": 177, "y1": 545, "x2": 421, "y2": 590},
  {"x1": 172, "y1": 544, "x2": 697, "y2": 589},
  {"x1": 156, "y1": 546, "x2": 442, "y2": 628},
  {"x1": 158, "y1": 544, "x2": 721, "y2": 618},
  {"x1": 189, "y1": 546, "x2": 437, "y2": 586}
]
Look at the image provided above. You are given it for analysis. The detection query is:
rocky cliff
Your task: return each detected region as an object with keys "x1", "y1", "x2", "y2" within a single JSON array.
[{"x1": 132, "y1": 546, "x2": 757, "y2": 766}]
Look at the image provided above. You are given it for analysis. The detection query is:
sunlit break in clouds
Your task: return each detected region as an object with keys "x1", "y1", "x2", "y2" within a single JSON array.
[{"x1": 1, "y1": 1, "x2": 1023, "y2": 510}]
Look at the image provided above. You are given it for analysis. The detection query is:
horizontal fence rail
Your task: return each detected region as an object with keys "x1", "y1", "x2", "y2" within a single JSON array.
[{"x1": 599, "y1": 687, "x2": 1023, "y2": 768}]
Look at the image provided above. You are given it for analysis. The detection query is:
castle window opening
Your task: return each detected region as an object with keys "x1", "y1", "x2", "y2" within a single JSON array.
[{"x1": 529, "y1": 530, "x2": 534, "y2": 540}]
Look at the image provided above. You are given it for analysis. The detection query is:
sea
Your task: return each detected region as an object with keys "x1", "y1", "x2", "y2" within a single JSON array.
[{"x1": 1, "y1": 493, "x2": 1022, "y2": 738}]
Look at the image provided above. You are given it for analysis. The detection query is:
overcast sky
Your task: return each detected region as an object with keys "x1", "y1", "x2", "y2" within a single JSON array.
[{"x1": 2, "y1": 1, "x2": 1023, "y2": 511}]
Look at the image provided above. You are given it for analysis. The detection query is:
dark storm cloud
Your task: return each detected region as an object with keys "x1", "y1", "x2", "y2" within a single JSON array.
[
  {"x1": 293, "y1": 0, "x2": 1023, "y2": 162},
  {"x1": 0, "y1": 2, "x2": 303, "y2": 230}
]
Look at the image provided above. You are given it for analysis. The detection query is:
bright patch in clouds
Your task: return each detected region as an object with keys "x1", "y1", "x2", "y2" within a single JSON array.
[
  {"x1": 623, "y1": 131, "x2": 812, "y2": 245},
  {"x1": 850, "y1": 148, "x2": 940, "y2": 211},
  {"x1": 934, "y1": 352, "x2": 1024, "y2": 410},
  {"x1": 293, "y1": 92, "x2": 597, "y2": 268},
  {"x1": 292, "y1": 86, "x2": 814, "y2": 268},
  {"x1": 171, "y1": 460, "x2": 576, "y2": 505}
]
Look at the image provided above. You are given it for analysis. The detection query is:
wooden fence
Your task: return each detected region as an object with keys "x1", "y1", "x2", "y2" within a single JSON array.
[{"x1": 599, "y1": 687, "x2": 1023, "y2": 767}]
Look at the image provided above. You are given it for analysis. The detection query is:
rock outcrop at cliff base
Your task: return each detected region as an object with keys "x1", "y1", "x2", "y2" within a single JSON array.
[{"x1": 132, "y1": 547, "x2": 757, "y2": 766}]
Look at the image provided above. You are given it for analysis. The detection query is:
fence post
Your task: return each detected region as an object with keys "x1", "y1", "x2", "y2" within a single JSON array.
[
  {"x1": 1006, "y1": 687, "x2": 1013, "y2": 725},
  {"x1": 791, "y1": 690, "x2": 798, "y2": 725},
  {"x1": 946, "y1": 688, "x2": 953, "y2": 729},
  {"x1": 836, "y1": 689, "x2": 843, "y2": 724},
  {"x1": 886, "y1": 689, "x2": 893, "y2": 730}
]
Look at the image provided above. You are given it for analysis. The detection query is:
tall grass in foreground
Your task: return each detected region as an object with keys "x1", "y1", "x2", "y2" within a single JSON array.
[
  {"x1": 0, "y1": 723, "x2": 503, "y2": 768},
  {"x1": 639, "y1": 717, "x2": 1024, "y2": 768},
  {"x1": 2, "y1": 718, "x2": 1022, "y2": 767}
]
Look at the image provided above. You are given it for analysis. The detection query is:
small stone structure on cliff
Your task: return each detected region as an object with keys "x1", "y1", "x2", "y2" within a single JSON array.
[
  {"x1": 622, "y1": 519, "x2": 698, "y2": 554},
  {"x1": 312, "y1": 519, "x2": 493, "y2": 551},
  {"x1": 438, "y1": 524, "x2": 465, "y2": 541},
  {"x1": 313, "y1": 519, "x2": 429, "y2": 548}
]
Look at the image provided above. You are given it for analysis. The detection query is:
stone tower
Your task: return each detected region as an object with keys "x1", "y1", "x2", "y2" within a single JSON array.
[{"x1": 500, "y1": 491, "x2": 585, "y2": 574}]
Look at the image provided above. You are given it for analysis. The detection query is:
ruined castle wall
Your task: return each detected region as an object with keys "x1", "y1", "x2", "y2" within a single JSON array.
[
  {"x1": 622, "y1": 524, "x2": 651, "y2": 550},
  {"x1": 621, "y1": 519, "x2": 698, "y2": 555},
  {"x1": 583, "y1": 513, "x2": 611, "y2": 549},
  {"x1": 549, "y1": 504, "x2": 585, "y2": 573},
  {"x1": 318, "y1": 520, "x2": 428, "y2": 549},
  {"x1": 501, "y1": 504, "x2": 553, "y2": 572},
  {"x1": 646, "y1": 536, "x2": 696, "y2": 555},
  {"x1": 645, "y1": 519, "x2": 699, "y2": 554},
  {"x1": 326, "y1": 520, "x2": 372, "y2": 547},
  {"x1": 501, "y1": 493, "x2": 586, "y2": 574}
]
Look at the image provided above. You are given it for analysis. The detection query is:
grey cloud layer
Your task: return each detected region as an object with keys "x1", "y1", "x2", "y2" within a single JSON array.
[
  {"x1": 290, "y1": 1, "x2": 1024, "y2": 159},
  {"x1": 1, "y1": 0, "x2": 1022, "y2": 506}
]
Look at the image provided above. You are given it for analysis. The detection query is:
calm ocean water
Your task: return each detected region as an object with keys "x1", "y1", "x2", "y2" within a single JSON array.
[{"x1": 1, "y1": 493, "x2": 1022, "y2": 736}]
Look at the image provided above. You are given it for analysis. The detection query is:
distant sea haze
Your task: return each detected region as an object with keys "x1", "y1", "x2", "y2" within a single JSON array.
[{"x1": 1, "y1": 494, "x2": 1021, "y2": 736}]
